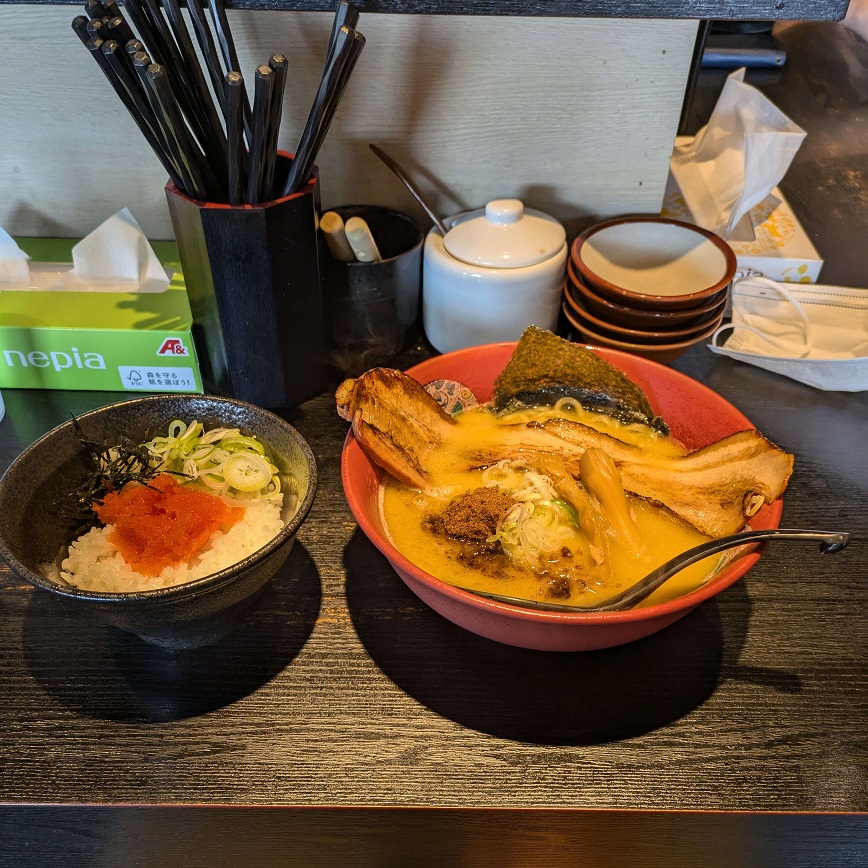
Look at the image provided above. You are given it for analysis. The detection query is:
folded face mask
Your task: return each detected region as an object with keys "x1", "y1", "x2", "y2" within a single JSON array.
[{"x1": 708, "y1": 277, "x2": 868, "y2": 392}]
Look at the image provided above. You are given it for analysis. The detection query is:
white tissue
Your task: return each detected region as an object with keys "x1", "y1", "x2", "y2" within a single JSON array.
[
  {"x1": 670, "y1": 68, "x2": 806, "y2": 239},
  {"x1": 70, "y1": 208, "x2": 170, "y2": 292},
  {"x1": 0, "y1": 226, "x2": 31, "y2": 284},
  {"x1": 0, "y1": 209, "x2": 171, "y2": 293}
]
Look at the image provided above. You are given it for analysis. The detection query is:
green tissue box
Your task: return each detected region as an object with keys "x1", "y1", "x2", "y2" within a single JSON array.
[{"x1": 0, "y1": 238, "x2": 203, "y2": 393}]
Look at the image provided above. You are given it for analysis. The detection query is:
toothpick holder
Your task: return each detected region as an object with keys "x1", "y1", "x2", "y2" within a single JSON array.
[{"x1": 165, "y1": 154, "x2": 327, "y2": 408}]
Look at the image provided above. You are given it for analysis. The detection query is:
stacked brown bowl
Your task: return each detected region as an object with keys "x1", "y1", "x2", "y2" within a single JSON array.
[{"x1": 563, "y1": 216, "x2": 737, "y2": 363}]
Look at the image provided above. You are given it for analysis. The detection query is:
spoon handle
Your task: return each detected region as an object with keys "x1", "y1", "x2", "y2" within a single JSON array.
[
  {"x1": 588, "y1": 528, "x2": 850, "y2": 612},
  {"x1": 456, "y1": 529, "x2": 851, "y2": 614},
  {"x1": 369, "y1": 144, "x2": 449, "y2": 236}
]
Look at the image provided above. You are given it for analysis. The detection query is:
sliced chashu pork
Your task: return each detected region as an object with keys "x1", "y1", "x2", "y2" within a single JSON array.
[
  {"x1": 336, "y1": 368, "x2": 794, "y2": 538},
  {"x1": 336, "y1": 368, "x2": 456, "y2": 489},
  {"x1": 466, "y1": 419, "x2": 793, "y2": 538}
]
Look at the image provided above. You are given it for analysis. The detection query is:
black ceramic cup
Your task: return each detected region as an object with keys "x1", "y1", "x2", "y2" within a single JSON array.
[{"x1": 319, "y1": 206, "x2": 423, "y2": 378}]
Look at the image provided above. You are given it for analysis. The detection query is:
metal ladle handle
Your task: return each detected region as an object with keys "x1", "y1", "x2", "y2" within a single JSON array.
[{"x1": 369, "y1": 144, "x2": 449, "y2": 236}]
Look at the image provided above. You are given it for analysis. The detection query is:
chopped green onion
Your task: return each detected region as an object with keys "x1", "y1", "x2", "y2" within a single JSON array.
[
  {"x1": 224, "y1": 454, "x2": 272, "y2": 492},
  {"x1": 554, "y1": 499, "x2": 579, "y2": 525},
  {"x1": 144, "y1": 419, "x2": 279, "y2": 500}
]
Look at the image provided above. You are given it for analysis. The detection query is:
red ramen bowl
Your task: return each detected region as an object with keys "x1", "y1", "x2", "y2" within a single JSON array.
[{"x1": 340, "y1": 343, "x2": 783, "y2": 651}]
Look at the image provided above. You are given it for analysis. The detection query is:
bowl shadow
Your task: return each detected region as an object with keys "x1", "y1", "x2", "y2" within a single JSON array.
[
  {"x1": 345, "y1": 530, "x2": 752, "y2": 745},
  {"x1": 20, "y1": 543, "x2": 321, "y2": 722}
]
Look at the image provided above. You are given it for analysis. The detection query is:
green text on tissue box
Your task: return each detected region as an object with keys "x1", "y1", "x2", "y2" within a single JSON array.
[{"x1": 0, "y1": 238, "x2": 203, "y2": 393}]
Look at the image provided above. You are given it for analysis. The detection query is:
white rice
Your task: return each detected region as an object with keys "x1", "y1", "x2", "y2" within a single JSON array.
[{"x1": 58, "y1": 495, "x2": 285, "y2": 593}]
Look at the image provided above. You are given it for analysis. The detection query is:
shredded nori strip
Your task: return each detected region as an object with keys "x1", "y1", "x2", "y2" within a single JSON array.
[
  {"x1": 55, "y1": 417, "x2": 165, "y2": 525},
  {"x1": 493, "y1": 327, "x2": 669, "y2": 434}
]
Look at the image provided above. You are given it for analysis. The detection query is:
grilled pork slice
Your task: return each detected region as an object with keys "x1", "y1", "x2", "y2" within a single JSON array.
[
  {"x1": 336, "y1": 368, "x2": 457, "y2": 489},
  {"x1": 470, "y1": 420, "x2": 793, "y2": 538},
  {"x1": 336, "y1": 368, "x2": 794, "y2": 539}
]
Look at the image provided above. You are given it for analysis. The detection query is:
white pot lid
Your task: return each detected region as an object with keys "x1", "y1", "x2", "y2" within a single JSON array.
[{"x1": 443, "y1": 199, "x2": 566, "y2": 269}]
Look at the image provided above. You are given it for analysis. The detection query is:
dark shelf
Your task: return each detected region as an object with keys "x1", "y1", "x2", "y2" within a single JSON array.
[{"x1": 0, "y1": 0, "x2": 851, "y2": 20}]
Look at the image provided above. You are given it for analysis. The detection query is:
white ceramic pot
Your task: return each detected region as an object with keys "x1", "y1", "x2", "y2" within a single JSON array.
[{"x1": 422, "y1": 199, "x2": 567, "y2": 354}]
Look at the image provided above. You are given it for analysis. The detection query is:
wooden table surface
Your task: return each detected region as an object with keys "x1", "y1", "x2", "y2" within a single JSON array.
[{"x1": 1, "y1": 18, "x2": 866, "y2": 868}]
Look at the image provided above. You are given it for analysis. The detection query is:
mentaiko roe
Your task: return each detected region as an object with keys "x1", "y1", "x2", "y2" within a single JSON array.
[{"x1": 94, "y1": 474, "x2": 245, "y2": 576}]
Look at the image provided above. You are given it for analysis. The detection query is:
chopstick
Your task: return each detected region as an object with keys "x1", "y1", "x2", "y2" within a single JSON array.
[
  {"x1": 185, "y1": 0, "x2": 229, "y2": 115},
  {"x1": 138, "y1": 0, "x2": 221, "y2": 174},
  {"x1": 73, "y1": 0, "x2": 364, "y2": 205},
  {"x1": 86, "y1": 18, "x2": 109, "y2": 41},
  {"x1": 140, "y1": 0, "x2": 188, "y2": 88},
  {"x1": 72, "y1": 15, "x2": 91, "y2": 41},
  {"x1": 84, "y1": 0, "x2": 107, "y2": 19},
  {"x1": 246, "y1": 64, "x2": 275, "y2": 205},
  {"x1": 144, "y1": 63, "x2": 217, "y2": 202},
  {"x1": 75, "y1": 29, "x2": 185, "y2": 191},
  {"x1": 161, "y1": 0, "x2": 229, "y2": 167},
  {"x1": 283, "y1": 26, "x2": 349, "y2": 196},
  {"x1": 262, "y1": 53, "x2": 288, "y2": 200},
  {"x1": 208, "y1": 0, "x2": 253, "y2": 144},
  {"x1": 102, "y1": 0, "x2": 123, "y2": 19},
  {"x1": 132, "y1": 49, "x2": 193, "y2": 193},
  {"x1": 225, "y1": 71, "x2": 248, "y2": 206},
  {"x1": 119, "y1": 0, "x2": 164, "y2": 65},
  {"x1": 103, "y1": 38, "x2": 147, "y2": 104},
  {"x1": 107, "y1": 14, "x2": 135, "y2": 46},
  {"x1": 283, "y1": 26, "x2": 365, "y2": 196},
  {"x1": 310, "y1": 29, "x2": 364, "y2": 164},
  {"x1": 323, "y1": 1, "x2": 359, "y2": 73}
]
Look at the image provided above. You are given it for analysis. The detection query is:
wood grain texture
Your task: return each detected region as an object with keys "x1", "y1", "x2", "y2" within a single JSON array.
[
  {"x1": 0, "y1": 0, "x2": 852, "y2": 20},
  {"x1": 0, "y1": 9, "x2": 697, "y2": 238},
  {"x1": 0, "y1": 341, "x2": 865, "y2": 815},
  {"x1": 0, "y1": 808, "x2": 866, "y2": 867}
]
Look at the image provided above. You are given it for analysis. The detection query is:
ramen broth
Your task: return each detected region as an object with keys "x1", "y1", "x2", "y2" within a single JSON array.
[{"x1": 380, "y1": 401, "x2": 717, "y2": 608}]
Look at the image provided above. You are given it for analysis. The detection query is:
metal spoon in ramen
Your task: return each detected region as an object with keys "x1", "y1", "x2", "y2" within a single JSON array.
[{"x1": 454, "y1": 528, "x2": 850, "y2": 613}]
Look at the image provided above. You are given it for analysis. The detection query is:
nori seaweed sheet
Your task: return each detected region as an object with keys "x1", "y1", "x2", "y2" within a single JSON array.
[{"x1": 492, "y1": 327, "x2": 669, "y2": 434}]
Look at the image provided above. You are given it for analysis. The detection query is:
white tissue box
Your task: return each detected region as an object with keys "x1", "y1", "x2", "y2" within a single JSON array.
[
  {"x1": 662, "y1": 149, "x2": 823, "y2": 284},
  {"x1": 0, "y1": 238, "x2": 203, "y2": 393}
]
